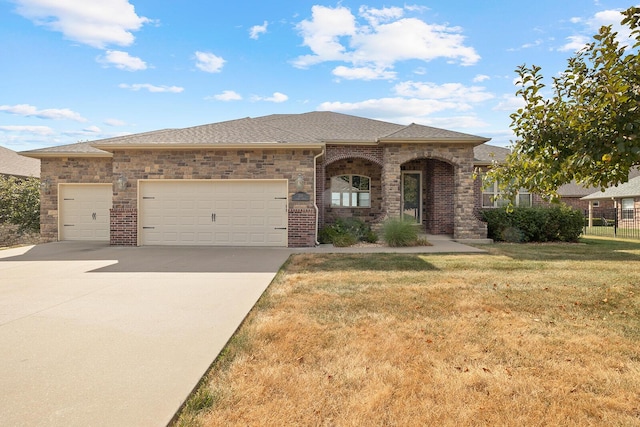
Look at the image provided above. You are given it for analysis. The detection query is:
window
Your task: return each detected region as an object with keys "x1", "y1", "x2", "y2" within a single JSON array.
[
  {"x1": 622, "y1": 198, "x2": 635, "y2": 220},
  {"x1": 592, "y1": 201, "x2": 600, "y2": 208},
  {"x1": 331, "y1": 175, "x2": 370, "y2": 207},
  {"x1": 482, "y1": 181, "x2": 532, "y2": 208}
]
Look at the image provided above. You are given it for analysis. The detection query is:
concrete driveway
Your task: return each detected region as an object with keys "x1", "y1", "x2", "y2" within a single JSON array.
[{"x1": 0, "y1": 242, "x2": 292, "y2": 427}]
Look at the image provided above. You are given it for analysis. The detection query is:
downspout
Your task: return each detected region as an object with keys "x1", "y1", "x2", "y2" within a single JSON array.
[{"x1": 313, "y1": 147, "x2": 325, "y2": 245}]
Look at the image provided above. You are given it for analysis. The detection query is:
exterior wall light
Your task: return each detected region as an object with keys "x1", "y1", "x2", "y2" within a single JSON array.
[
  {"x1": 116, "y1": 173, "x2": 128, "y2": 191},
  {"x1": 40, "y1": 178, "x2": 52, "y2": 194}
]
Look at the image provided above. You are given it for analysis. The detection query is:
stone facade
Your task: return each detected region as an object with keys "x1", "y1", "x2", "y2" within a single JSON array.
[
  {"x1": 38, "y1": 143, "x2": 490, "y2": 246},
  {"x1": 40, "y1": 157, "x2": 113, "y2": 242}
]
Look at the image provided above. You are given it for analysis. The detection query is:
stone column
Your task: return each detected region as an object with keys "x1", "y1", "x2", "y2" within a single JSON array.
[
  {"x1": 453, "y1": 161, "x2": 487, "y2": 240},
  {"x1": 381, "y1": 146, "x2": 402, "y2": 220}
]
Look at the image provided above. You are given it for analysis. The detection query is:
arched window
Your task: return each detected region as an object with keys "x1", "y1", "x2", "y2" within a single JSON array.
[{"x1": 331, "y1": 175, "x2": 370, "y2": 207}]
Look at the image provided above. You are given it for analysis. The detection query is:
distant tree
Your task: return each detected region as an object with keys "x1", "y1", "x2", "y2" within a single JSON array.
[
  {"x1": 0, "y1": 175, "x2": 40, "y2": 232},
  {"x1": 487, "y1": 6, "x2": 640, "y2": 202}
]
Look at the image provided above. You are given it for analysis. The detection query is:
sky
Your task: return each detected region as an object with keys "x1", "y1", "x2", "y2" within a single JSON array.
[{"x1": 0, "y1": 0, "x2": 637, "y2": 151}]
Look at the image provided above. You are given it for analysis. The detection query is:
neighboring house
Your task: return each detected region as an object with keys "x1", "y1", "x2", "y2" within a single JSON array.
[
  {"x1": 0, "y1": 145, "x2": 40, "y2": 178},
  {"x1": 21, "y1": 111, "x2": 491, "y2": 247},
  {"x1": 581, "y1": 175, "x2": 640, "y2": 224}
]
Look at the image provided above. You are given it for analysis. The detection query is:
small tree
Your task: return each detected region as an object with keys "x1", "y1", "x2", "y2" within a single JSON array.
[
  {"x1": 0, "y1": 175, "x2": 41, "y2": 233},
  {"x1": 487, "y1": 7, "x2": 640, "y2": 202}
]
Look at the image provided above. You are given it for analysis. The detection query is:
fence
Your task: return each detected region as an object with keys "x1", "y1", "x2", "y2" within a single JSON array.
[{"x1": 582, "y1": 207, "x2": 640, "y2": 240}]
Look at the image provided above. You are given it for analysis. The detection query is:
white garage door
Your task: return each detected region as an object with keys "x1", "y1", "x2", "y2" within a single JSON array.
[
  {"x1": 139, "y1": 180, "x2": 288, "y2": 247},
  {"x1": 59, "y1": 184, "x2": 112, "y2": 241}
]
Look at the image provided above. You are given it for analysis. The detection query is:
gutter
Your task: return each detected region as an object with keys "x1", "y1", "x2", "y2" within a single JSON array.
[{"x1": 313, "y1": 147, "x2": 325, "y2": 246}]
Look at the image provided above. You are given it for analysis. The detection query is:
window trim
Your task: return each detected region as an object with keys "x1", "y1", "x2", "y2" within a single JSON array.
[
  {"x1": 482, "y1": 181, "x2": 532, "y2": 208},
  {"x1": 621, "y1": 198, "x2": 634, "y2": 220},
  {"x1": 330, "y1": 174, "x2": 371, "y2": 208}
]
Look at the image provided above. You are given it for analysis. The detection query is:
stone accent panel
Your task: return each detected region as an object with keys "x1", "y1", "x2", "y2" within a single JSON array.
[
  {"x1": 288, "y1": 208, "x2": 316, "y2": 247},
  {"x1": 325, "y1": 144, "x2": 383, "y2": 166},
  {"x1": 382, "y1": 143, "x2": 487, "y2": 240},
  {"x1": 39, "y1": 157, "x2": 113, "y2": 242},
  {"x1": 110, "y1": 208, "x2": 137, "y2": 246}
]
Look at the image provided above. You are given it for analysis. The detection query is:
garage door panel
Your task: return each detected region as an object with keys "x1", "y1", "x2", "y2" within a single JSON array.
[
  {"x1": 59, "y1": 185, "x2": 111, "y2": 241},
  {"x1": 140, "y1": 180, "x2": 288, "y2": 246}
]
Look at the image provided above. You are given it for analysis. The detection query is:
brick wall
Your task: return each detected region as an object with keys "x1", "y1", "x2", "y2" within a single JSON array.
[
  {"x1": 288, "y1": 208, "x2": 316, "y2": 247},
  {"x1": 110, "y1": 208, "x2": 137, "y2": 245},
  {"x1": 40, "y1": 157, "x2": 113, "y2": 242}
]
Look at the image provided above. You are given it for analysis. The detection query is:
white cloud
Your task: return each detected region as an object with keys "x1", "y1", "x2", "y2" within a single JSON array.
[
  {"x1": 558, "y1": 35, "x2": 590, "y2": 52},
  {"x1": 249, "y1": 21, "x2": 268, "y2": 39},
  {"x1": 0, "y1": 125, "x2": 55, "y2": 135},
  {"x1": 293, "y1": 5, "x2": 479, "y2": 79},
  {"x1": 393, "y1": 81, "x2": 494, "y2": 104},
  {"x1": 98, "y1": 50, "x2": 147, "y2": 71},
  {"x1": 104, "y1": 118, "x2": 126, "y2": 126},
  {"x1": 0, "y1": 103, "x2": 87, "y2": 122},
  {"x1": 473, "y1": 74, "x2": 490, "y2": 83},
  {"x1": 118, "y1": 83, "x2": 184, "y2": 93},
  {"x1": 209, "y1": 90, "x2": 242, "y2": 101},
  {"x1": 358, "y1": 5, "x2": 404, "y2": 26},
  {"x1": 194, "y1": 51, "x2": 225, "y2": 73},
  {"x1": 332, "y1": 66, "x2": 396, "y2": 80},
  {"x1": 318, "y1": 97, "x2": 462, "y2": 118},
  {"x1": 12, "y1": 0, "x2": 151, "y2": 48},
  {"x1": 252, "y1": 92, "x2": 288, "y2": 103},
  {"x1": 493, "y1": 94, "x2": 526, "y2": 112}
]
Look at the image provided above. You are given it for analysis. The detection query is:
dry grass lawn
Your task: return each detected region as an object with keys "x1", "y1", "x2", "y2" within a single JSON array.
[{"x1": 176, "y1": 238, "x2": 640, "y2": 427}]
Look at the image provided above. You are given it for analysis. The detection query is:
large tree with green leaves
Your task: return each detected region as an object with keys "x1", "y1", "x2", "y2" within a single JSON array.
[{"x1": 487, "y1": 7, "x2": 640, "y2": 201}]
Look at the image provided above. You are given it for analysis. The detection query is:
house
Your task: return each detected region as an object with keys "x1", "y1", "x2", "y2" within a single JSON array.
[
  {"x1": 20, "y1": 111, "x2": 491, "y2": 247},
  {"x1": 0, "y1": 145, "x2": 40, "y2": 178},
  {"x1": 581, "y1": 175, "x2": 640, "y2": 225}
]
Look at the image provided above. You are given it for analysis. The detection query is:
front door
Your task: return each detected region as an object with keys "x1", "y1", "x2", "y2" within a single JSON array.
[{"x1": 402, "y1": 171, "x2": 421, "y2": 224}]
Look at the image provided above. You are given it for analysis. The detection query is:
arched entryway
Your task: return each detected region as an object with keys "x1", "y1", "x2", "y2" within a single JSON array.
[{"x1": 401, "y1": 158, "x2": 455, "y2": 235}]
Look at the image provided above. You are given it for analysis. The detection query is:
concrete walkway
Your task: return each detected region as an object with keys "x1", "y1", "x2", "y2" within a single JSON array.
[{"x1": 0, "y1": 237, "x2": 484, "y2": 427}]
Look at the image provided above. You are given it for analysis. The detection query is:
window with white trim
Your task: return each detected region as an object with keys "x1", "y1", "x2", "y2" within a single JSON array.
[
  {"x1": 331, "y1": 175, "x2": 370, "y2": 207},
  {"x1": 622, "y1": 198, "x2": 634, "y2": 220},
  {"x1": 482, "y1": 181, "x2": 532, "y2": 208}
]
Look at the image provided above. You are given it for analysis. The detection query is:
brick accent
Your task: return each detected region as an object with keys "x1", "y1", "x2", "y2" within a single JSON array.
[
  {"x1": 325, "y1": 145, "x2": 383, "y2": 166},
  {"x1": 288, "y1": 208, "x2": 316, "y2": 247},
  {"x1": 110, "y1": 208, "x2": 137, "y2": 246}
]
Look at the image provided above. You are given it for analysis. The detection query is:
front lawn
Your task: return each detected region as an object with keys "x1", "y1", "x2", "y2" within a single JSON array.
[{"x1": 175, "y1": 237, "x2": 640, "y2": 426}]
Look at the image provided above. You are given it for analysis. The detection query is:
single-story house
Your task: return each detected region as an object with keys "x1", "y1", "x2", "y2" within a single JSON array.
[
  {"x1": 0, "y1": 145, "x2": 40, "y2": 178},
  {"x1": 581, "y1": 175, "x2": 640, "y2": 224},
  {"x1": 21, "y1": 111, "x2": 493, "y2": 247}
]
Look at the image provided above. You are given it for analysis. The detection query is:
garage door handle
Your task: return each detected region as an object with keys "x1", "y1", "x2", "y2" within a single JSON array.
[
  {"x1": 92, "y1": 212, "x2": 96, "y2": 220},
  {"x1": 143, "y1": 226, "x2": 155, "y2": 229},
  {"x1": 274, "y1": 227, "x2": 287, "y2": 230},
  {"x1": 212, "y1": 213, "x2": 216, "y2": 222}
]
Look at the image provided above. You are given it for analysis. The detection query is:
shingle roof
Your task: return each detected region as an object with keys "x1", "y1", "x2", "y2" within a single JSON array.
[
  {"x1": 21, "y1": 111, "x2": 490, "y2": 157},
  {"x1": 0, "y1": 145, "x2": 40, "y2": 177},
  {"x1": 581, "y1": 175, "x2": 640, "y2": 200},
  {"x1": 473, "y1": 144, "x2": 509, "y2": 164}
]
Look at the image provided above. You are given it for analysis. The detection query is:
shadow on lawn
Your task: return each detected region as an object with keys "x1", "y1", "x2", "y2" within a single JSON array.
[
  {"x1": 485, "y1": 237, "x2": 640, "y2": 262},
  {"x1": 299, "y1": 253, "x2": 439, "y2": 272}
]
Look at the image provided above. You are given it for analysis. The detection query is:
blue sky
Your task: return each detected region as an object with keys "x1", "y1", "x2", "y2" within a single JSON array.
[{"x1": 0, "y1": 0, "x2": 637, "y2": 151}]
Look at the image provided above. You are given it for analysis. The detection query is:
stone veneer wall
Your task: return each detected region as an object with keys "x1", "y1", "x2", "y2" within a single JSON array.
[
  {"x1": 111, "y1": 149, "x2": 319, "y2": 246},
  {"x1": 382, "y1": 144, "x2": 487, "y2": 240},
  {"x1": 39, "y1": 157, "x2": 113, "y2": 242}
]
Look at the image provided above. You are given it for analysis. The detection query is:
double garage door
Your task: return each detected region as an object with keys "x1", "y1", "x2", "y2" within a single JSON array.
[
  {"x1": 58, "y1": 180, "x2": 288, "y2": 247},
  {"x1": 139, "y1": 180, "x2": 288, "y2": 247}
]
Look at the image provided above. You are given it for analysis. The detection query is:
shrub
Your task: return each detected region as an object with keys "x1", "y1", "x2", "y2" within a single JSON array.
[
  {"x1": 319, "y1": 217, "x2": 377, "y2": 246},
  {"x1": 0, "y1": 175, "x2": 40, "y2": 233},
  {"x1": 482, "y1": 205, "x2": 583, "y2": 243},
  {"x1": 382, "y1": 218, "x2": 418, "y2": 247}
]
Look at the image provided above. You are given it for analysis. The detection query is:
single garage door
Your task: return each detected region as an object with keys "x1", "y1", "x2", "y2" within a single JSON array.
[
  {"x1": 59, "y1": 184, "x2": 112, "y2": 241},
  {"x1": 139, "y1": 180, "x2": 288, "y2": 247}
]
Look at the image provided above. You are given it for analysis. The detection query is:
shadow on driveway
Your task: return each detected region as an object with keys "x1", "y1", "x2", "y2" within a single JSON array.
[{"x1": 0, "y1": 241, "x2": 293, "y2": 273}]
